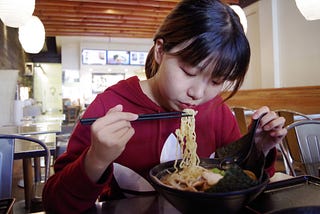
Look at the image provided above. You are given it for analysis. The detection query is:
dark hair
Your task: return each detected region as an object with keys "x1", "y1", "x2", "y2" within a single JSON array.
[{"x1": 145, "y1": 0, "x2": 250, "y2": 100}]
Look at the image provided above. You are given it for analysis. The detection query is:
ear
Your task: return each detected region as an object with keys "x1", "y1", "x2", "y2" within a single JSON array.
[{"x1": 154, "y1": 38, "x2": 164, "y2": 64}]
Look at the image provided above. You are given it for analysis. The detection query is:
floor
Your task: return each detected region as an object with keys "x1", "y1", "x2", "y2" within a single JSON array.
[{"x1": 11, "y1": 148, "x2": 289, "y2": 214}]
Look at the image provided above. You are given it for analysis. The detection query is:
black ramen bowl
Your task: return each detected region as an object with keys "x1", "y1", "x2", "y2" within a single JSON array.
[{"x1": 149, "y1": 158, "x2": 269, "y2": 214}]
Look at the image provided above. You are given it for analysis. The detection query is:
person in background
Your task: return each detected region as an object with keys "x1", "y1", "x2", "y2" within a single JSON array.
[{"x1": 43, "y1": 0, "x2": 287, "y2": 213}]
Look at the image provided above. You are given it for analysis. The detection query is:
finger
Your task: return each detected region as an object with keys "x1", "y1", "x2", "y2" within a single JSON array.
[
  {"x1": 259, "y1": 111, "x2": 277, "y2": 127},
  {"x1": 94, "y1": 111, "x2": 138, "y2": 130},
  {"x1": 103, "y1": 119, "x2": 134, "y2": 135},
  {"x1": 98, "y1": 125, "x2": 135, "y2": 148},
  {"x1": 262, "y1": 116, "x2": 285, "y2": 131},
  {"x1": 252, "y1": 106, "x2": 270, "y2": 119},
  {"x1": 114, "y1": 126, "x2": 135, "y2": 144},
  {"x1": 269, "y1": 127, "x2": 288, "y2": 137},
  {"x1": 108, "y1": 104, "x2": 123, "y2": 113}
]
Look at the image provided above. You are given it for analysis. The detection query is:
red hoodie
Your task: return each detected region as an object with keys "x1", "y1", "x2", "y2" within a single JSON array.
[{"x1": 43, "y1": 76, "x2": 276, "y2": 213}]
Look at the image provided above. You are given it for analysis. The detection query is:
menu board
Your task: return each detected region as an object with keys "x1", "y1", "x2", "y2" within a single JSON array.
[
  {"x1": 107, "y1": 50, "x2": 130, "y2": 65},
  {"x1": 130, "y1": 51, "x2": 148, "y2": 65},
  {"x1": 82, "y1": 49, "x2": 107, "y2": 65}
]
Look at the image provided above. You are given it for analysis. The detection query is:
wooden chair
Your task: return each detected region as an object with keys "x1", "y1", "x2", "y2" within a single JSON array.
[
  {"x1": 275, "y1": 109, "x2": 313, "y2": 176},
  {"x1": 280, "y1": 120, "x2": 320, "y2": 177},
  {"x1": 230, "y1": 106, "x2": 254, "y2": 135},
  {"x1": 0, "y1": 134, "x2": 50, "y2": 212}
]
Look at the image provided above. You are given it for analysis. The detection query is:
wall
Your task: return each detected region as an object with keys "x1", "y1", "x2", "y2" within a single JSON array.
[
  {"x1": 59, "y1": 36, "x2": 153, "y2": 106},
  {"x1": 0, "y1": 22, "x2": 25, "y2": 71},
  {"x1": 0, "y1": 70, "x2": 19, "y2": 126},
  {"x1": 244, "y1": 0, "x2": 320, "y2": 89},
  {"x1": 277, "y1": 0, "x2": 320, "y2": 87},
  {"x1": 0, "y1": 21, "x2": 27, "y2": 125}
]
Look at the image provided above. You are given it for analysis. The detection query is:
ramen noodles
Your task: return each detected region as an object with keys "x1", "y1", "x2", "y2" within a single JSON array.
[
  {"x1": 161, "y1": 109, "x2": 224, "y2": 192},
  {"x1": 160, "y1": 109, "x2": 257, "y2": 192}
]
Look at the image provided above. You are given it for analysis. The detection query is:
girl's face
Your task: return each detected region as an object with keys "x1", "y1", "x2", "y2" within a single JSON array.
[{"x1": 151, "y1": 39, "x2": 224, "y2": 111}]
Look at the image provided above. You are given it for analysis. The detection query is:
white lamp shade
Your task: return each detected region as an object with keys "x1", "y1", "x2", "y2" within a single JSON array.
[
  {"x1": 295, "y1": 0, "x2": 320, "y2": 21},
  {"x1": 0, "y1": 0, "x2": 35, "y2": 28},
  {"x1": 19, "y1": 16, "x2": 46, "y2": 54},
  {"x1": 230, "y1": 5, "x2": 248, "y2": 34}
]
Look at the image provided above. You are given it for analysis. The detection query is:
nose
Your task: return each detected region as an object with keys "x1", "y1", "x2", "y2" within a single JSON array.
[{"x1": 187, "y1": 81, "x2": 206, "y2": 100}]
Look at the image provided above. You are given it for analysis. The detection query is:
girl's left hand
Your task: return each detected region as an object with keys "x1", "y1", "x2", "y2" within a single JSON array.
[{"x1": 251, "y1": 106, "x2": 287, "y2": 156}]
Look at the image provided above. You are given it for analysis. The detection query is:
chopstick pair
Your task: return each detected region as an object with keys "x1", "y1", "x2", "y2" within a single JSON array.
[{"x1": 79, "y1": 111, "x2": 192, "y2": 125}]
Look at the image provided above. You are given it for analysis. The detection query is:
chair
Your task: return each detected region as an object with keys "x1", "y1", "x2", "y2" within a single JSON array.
[
  {"x1": 0, "y1": 137, "x2": 15, "y2": 199},
  {"x1": 0, "y1": 134, "x2": 51, "y2": 212},
  {"x1": 279, "y1": 120, "x2": 320, "y2": 177},
  {"x1": 230, "y1": 106, "x2": 254, "y2": 135},
  {"x1": 63, "y1": 98, "x2": 81, "y2": 124},
  {"x1": 275, "y1": 109, "x2": 312, "y2": 176}
]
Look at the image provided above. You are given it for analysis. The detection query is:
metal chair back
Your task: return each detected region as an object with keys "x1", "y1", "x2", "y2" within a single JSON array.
[
  {"x1": 282, "y1": 120, "x2": 320, "y2": 177},
  {"x1": 0, "y1": 134, "x2": 51, "y2": 200},
  {"x1": 0, "y1": 138, "x2": 15, "y2": 199}
]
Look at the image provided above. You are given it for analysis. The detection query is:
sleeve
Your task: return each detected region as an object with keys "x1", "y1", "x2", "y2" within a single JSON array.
[
  {"x1": 264, "y1": 147, "x2": 277, "y2": 177},
  {"x1": 42, "y1": 95, "x2": 115, "y2": 213},
  {"x1": 42, "y1": 148, "x2": 114, "y2": 213}
]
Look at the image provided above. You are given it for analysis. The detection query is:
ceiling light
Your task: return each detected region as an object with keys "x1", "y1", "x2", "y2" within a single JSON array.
[
  {"x1": 295, "y1": 0, "x2": 320, "y2": 21},
  {"x1": 0, "y1": 0, "x2": 35, "y2": 28},
  {"x1": 18, "y1": 16, "x2": 45, "y2": 54}
]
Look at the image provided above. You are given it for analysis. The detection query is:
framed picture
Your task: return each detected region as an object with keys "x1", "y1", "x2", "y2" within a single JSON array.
[
  {"x1": 24, "y1": 63, "x2": 34, "y2": 76},
  {"x1": 92, "y1": 73, "x2": 125, "y2": 93},
  {"x1": 130, "y1": 51, "x2": 148, "y2": 65},
  {"x1": 82, "y1": 49, "x2": 107, "y2": 65},
  {"x1": 107, "y1": 51, "x2": 130, "y2": 65}
]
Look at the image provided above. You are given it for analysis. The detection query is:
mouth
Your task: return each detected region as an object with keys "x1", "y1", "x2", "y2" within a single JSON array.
[{"x1": 178, "y1": 102, "x2": 196, "y2": 110}]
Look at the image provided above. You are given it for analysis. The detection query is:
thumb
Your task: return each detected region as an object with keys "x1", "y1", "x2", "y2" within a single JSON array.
[{"x1": 108, "y1": 104, "x2": 123, "y2": 114}]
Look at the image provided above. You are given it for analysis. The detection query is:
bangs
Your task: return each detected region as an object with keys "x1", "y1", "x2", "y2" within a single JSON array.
[{"x1": 170, "y1": 34, "x2": 249, "y2": 83}]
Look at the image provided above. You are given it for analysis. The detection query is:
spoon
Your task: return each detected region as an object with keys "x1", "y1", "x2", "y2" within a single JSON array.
[{"x1": 215, "y1": 113, "x2": 267, "y2": 182}]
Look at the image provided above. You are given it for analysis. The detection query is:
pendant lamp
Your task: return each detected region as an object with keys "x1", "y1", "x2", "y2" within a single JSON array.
[
  {"x1": 230, "y1": 5, "x2": 248, "y2": 34},
  {"x1": 0, "y1": 0, "x2": 35, "y2": 28},
  {"x1": 295, "y1": 0, "x2": 320, "y2": 21},
  {"x1": 19, "y1": 16, "x2": 45, "y2": 54}
]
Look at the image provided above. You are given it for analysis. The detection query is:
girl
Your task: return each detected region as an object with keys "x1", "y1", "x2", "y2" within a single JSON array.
[{"x1": 43, "y1": 0, "x2": 287, "y2": 213}]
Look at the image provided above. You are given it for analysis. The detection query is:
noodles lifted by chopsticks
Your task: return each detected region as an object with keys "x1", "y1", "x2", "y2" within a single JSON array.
[
  {"x1": 160, "y1": 109, "x2": 223, "y2": 192},
  {"x1": 174, "y1": 109, "x2": 199, "y2": 170}
]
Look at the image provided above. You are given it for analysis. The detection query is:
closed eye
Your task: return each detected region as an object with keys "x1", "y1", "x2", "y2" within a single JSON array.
[
  {"x1": 181, "y1": 66, "x2": 197, "y2": 77},
  {"x1": 211, "y1": 78, "x2": 224, "y2": 85}
]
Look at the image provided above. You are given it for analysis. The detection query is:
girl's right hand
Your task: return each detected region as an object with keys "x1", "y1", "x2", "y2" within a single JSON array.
[{"x1": 84, "y1": 104, "x2": 138, "y2": 182}]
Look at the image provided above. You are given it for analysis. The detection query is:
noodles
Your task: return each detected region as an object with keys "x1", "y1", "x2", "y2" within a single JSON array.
[
  {"x1": 159, "y1": 109, "x2": 257, "y2": 192},
  {"x1": 160, "y1": 109, "x2": 219, "y2": 192},
  {"x1": 174, "y1": 109, "x2": 199, "y2": 170}
]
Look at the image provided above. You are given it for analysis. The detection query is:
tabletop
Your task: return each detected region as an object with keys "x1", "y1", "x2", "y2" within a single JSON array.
[
  {"x1": 84, "y1": 175, "x2": 320, "y2": 214},
  {"x1": 22, "y1": 174, "x2": 320, "y2": 214},
  {"x1": 0, "y1": 122, "x2": 61, "y2": 158}
]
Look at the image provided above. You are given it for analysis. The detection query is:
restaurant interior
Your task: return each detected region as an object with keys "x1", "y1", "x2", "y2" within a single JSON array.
[{"x1": 0, "y1": 0, "x2": 320, "y2": 213}]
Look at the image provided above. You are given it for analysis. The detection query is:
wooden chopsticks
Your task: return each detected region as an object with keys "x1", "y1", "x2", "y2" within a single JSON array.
[{"x1": 79, "y1": 111, "x2": 191, "y2": 125}]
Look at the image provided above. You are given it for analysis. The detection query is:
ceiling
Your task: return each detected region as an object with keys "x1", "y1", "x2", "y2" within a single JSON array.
[
  {"x1": 30, "y1": 0, "x2": 260, "y2": 62},
  {"x1": 34, "y1": 0, "x2": 243, "y2": 39}
]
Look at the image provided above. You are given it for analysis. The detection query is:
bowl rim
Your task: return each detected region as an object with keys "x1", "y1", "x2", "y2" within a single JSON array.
[{"x1": 149, "y1": 158, "x2": 270, "y2": 197}]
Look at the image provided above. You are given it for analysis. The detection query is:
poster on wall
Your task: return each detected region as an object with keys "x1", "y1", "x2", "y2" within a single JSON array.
[
  {"x1": 130, "y1": 51, "x2": 148, "y2": 65},
  {"x1": 107, "y1": 51, "x2": 130, "y2": 65},
  {"x1": 92, "y1": 73, "x2": 125, "y2": 94},
  {"x1": 82, "y1": 49, "x2": 107, "y2": 65}
]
